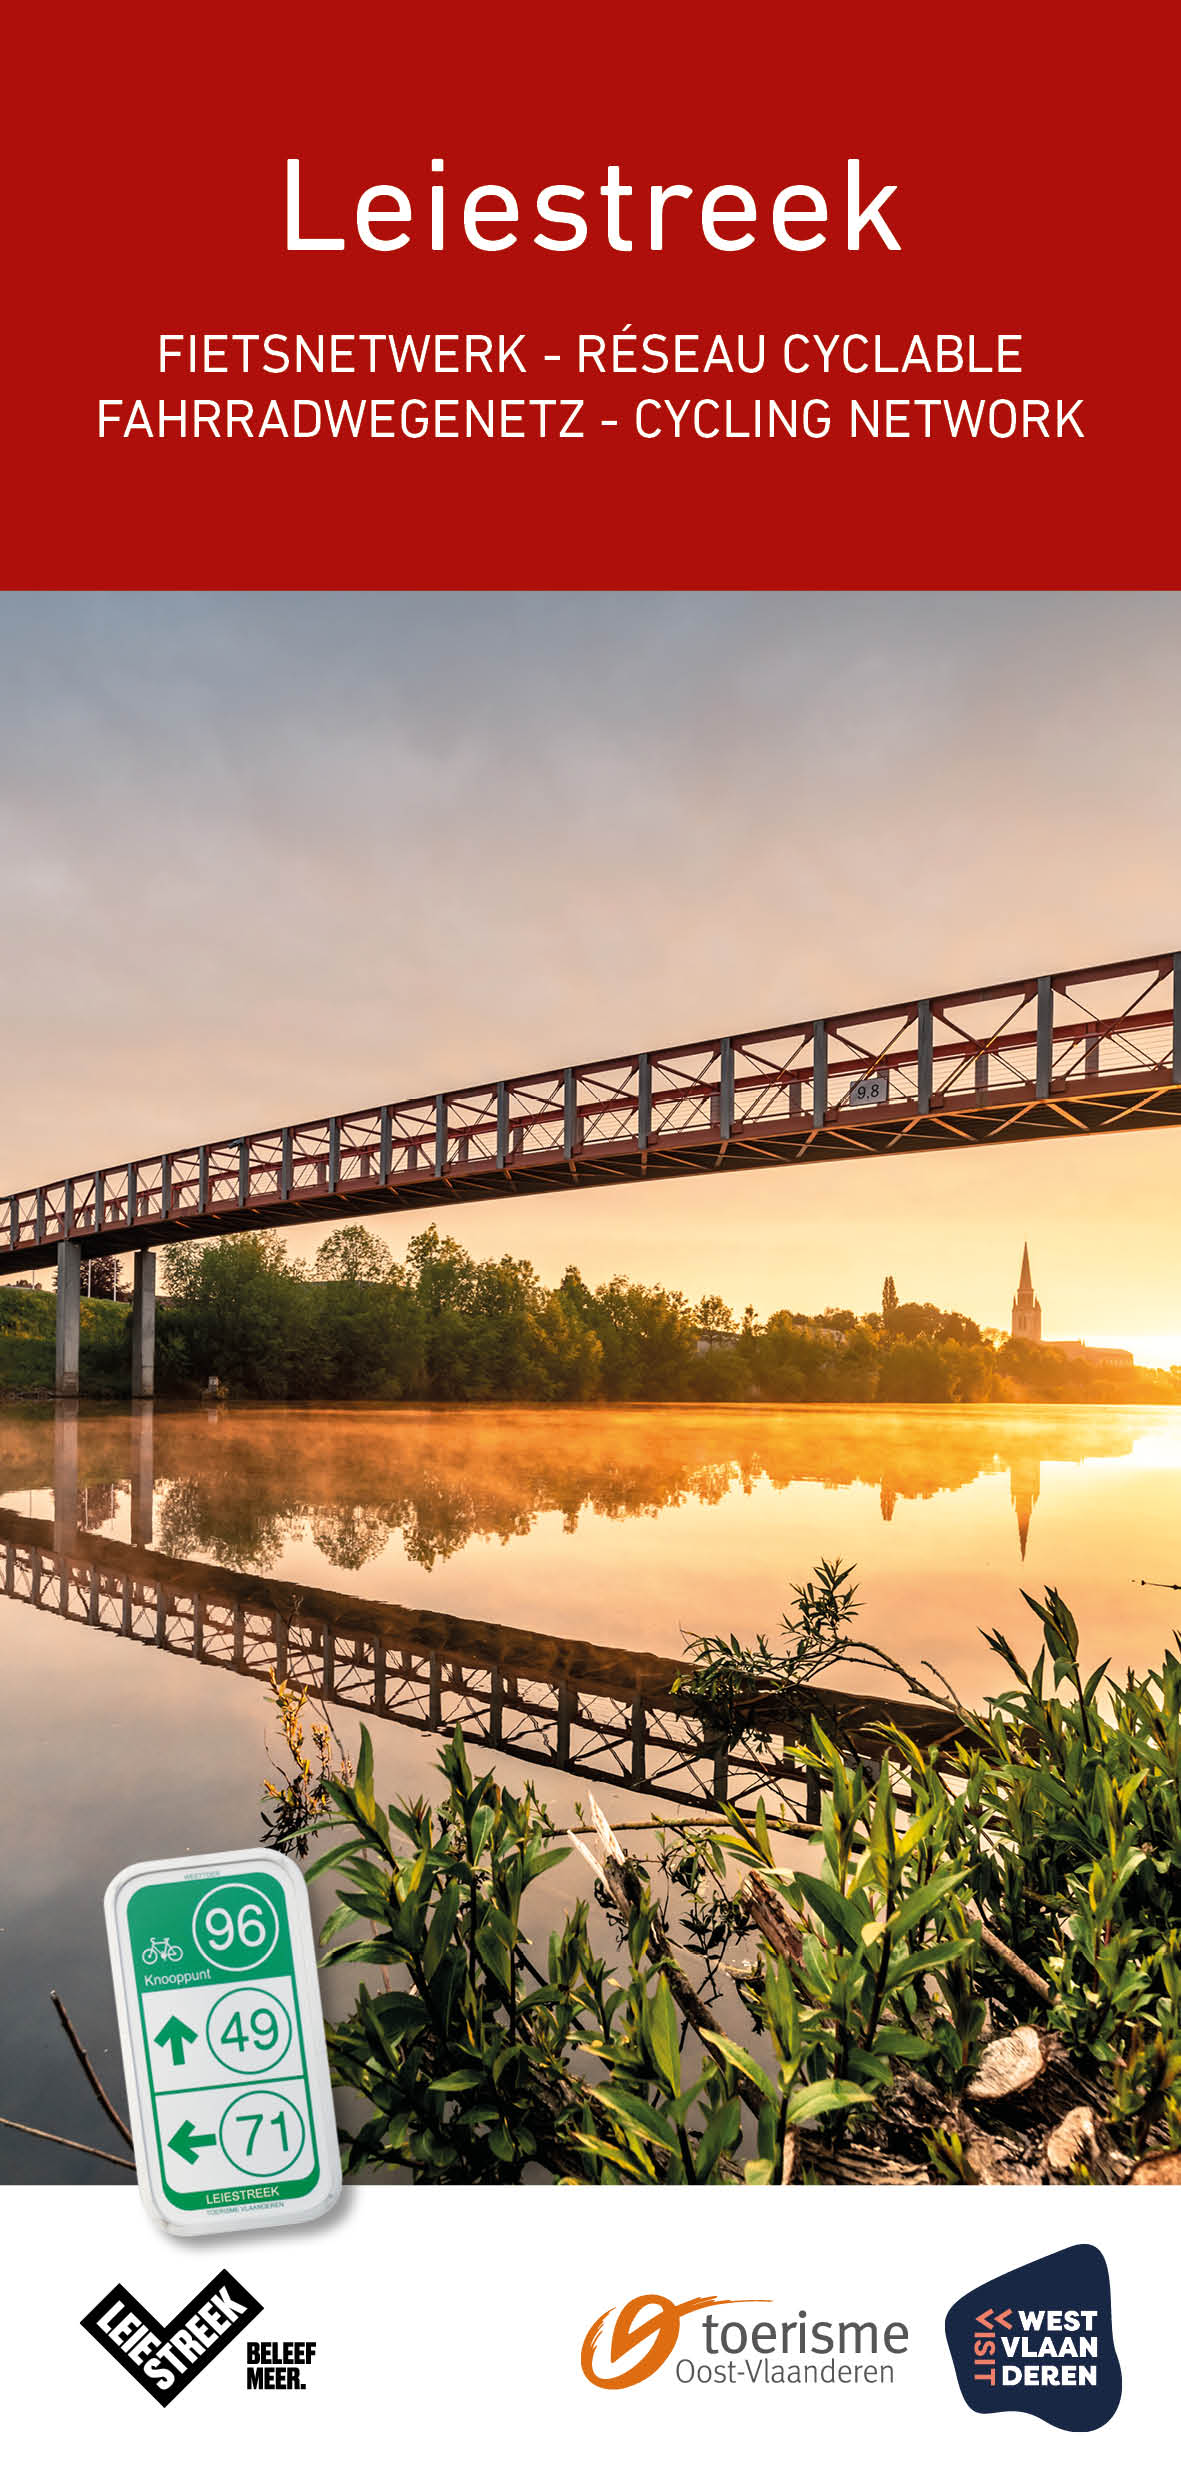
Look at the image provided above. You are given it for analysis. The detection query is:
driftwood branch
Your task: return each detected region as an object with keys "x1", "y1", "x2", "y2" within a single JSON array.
[
  {"x1": 740, "y1": 1872, "x2": 804, "y2": 1963},
  {"x1": 50, "y1": 1990, "x2": 133, "y2": 2147}
]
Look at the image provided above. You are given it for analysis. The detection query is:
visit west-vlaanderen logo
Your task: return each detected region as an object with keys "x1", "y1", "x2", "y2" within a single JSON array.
[{"x1": 945, "y1": 2245, "x2": 1121, "y2": 2431}]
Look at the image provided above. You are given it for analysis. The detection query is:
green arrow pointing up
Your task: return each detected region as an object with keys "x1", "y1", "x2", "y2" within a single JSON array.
[
  {"x1": 155, "y1": 2014, "x2": 198, "y2": 2068},
  {"x1": 168, "y1": 2118, "x2": 216, "y2": 2167}
]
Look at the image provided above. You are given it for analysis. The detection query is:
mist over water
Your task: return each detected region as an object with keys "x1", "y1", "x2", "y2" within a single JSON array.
[{"x1": 2, "y1": 1399, "x2": 1176, "y2": 1686}]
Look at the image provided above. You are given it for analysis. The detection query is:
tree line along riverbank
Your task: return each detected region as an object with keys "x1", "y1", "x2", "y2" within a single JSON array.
[{"x1": 1, "y1": 1225, "x2": 1177, "y2": 1407}]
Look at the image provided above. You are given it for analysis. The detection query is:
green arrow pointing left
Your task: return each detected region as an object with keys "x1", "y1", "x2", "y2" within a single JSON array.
[
  {"x1": 168, "y1": 2119, "x2": 216, "y2": 2167},
  {"x1": 154, "y1": 2014, "x2": 198, "y2": 2068}
]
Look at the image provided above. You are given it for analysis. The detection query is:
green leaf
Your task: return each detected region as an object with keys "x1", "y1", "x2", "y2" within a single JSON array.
[
  {"x1": 368, "y1": 1991, "x2": 427, "y2": 2038},
  {"x1": 475, "y1": 1921, "x2": 512, "y2": 1989},
  {"x1": 447, "y1": 1724, "x2": 473, "y2": 1797},
  {"x1": 760, "y1": 1959, "x2": 802, "y2": 2063},
  {"x1": 330, "y1": 1887, "x2": 397, "y2": 1926},
  {"x1": 783, "y1": 2078, "x2": 874, "y2": 2125},
  {"x1": 480, "y1": 1902, "x2": 515, "y2": 1949},
  {"x1": 646, "y1": 1975, "x2": 682, "y2": 2093},
  {"x1": 422, "y1": 1880, "x2": 461, "y2": 1984},
  {"x1": 793, "y1": 1872, "x2": 866, "y2": 1951},
  {"x1": 885, "y1": 1936, "x2": 974, "y2": 1991},
  {"x1": 574, "y1": 2134, "x2": 652, "y2": 2181},
  {"x1": 1110, "y1": 1849, "x2": 1147, "y2": 1899},
  {"x1": 887, "y1": 1867, "x2": 969, "y2": 1941},
  {"x1": 429, "y1": 2067, "x2": 487, "y2": 2095},
  {"x1": 893, "y1": 1804, "x2": 938, "y2": 1859},
  {"x1": 354, "y1": 1725, "x2": 375, "y2": 1820},
  {"x1": 751, "y1": 1798, "x2": 775, "y2": 1867},
  {"x1": 304, "y1": 1835, "x2": 369, "y2": 1883},
  {"x1": 318, "y1": 1900, "x2": 355, "y2": 1944},
  {"x1": 699, "y1": 2029, "x2": 777, "y2": 2102},
  {"x1": 597, "y1": 2089, "x2": 679, "y2": 2153},
  {"x1": 693, "y1": 2096, "x2": 741, "y2": 2183},
  {"x1": 320, "y1": 1935, "x2": 397, "y2": 1969},
  {"x1": 517, "y1": 1981, "x2": 562, "y2": 2014},
  {"x1": 868, "y1": 2025, "x2": 932, "y2": 2059}
]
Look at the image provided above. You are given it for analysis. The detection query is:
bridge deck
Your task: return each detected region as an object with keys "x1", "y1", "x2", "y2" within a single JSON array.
[{"x1": 2, "y1": 948, "x2": 1179, "y2": 1273}]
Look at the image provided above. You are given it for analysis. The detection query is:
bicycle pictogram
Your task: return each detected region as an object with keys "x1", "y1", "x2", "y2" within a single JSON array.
[{"x1": 141, "y1": 1934, "x2": 184, "y2": 1964}]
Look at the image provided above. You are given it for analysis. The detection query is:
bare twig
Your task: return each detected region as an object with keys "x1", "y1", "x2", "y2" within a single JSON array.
[
  {"x1": 0, "y1": 2112, "x2": 135, "y2": 2170},
  {"x1": 970, "y1": 1916, "x2": 1053, "y2": 2004},
  {"x1": 823, "y1": 1642, "x2": 965, "y2": 1715},
  {"x1": 50, "y1": 1991, "x2": 133, "y2": 2148}
]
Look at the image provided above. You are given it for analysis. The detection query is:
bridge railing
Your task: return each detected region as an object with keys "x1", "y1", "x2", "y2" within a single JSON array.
[{"x1": 2, "y1": 949, "x2": 1178, "y2": 1267}]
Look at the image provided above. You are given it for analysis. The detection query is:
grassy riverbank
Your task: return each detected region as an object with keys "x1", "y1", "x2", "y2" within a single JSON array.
[
  {"x1": 0, "y1": 1287, "x2": 128, "y2": 1396},
  {"x1": 305, "y1": 1573, "x2": 1181, "y2": 2187}
]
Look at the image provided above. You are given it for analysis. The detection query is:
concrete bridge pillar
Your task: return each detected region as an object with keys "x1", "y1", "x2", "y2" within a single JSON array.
[
  {"x1": 55, "y1": 1240, "x2": 81, "y2": 1398},
  {"x1": 131, "y1": 1250, "x2": 156, "y2": 1399}
]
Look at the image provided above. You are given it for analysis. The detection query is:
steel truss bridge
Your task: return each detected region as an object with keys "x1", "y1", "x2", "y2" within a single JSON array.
[
  {"x1": 0, "y1": 1509, "x2": 952, "y2": 1820},
  {"x1": 2, "y1": 947, "x2": 1179, "y2": 1276}
]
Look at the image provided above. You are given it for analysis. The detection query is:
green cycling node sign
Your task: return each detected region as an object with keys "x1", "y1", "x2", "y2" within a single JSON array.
[{"x1": 105, "y1": 1847, "x2": 341, "y2": 2236}]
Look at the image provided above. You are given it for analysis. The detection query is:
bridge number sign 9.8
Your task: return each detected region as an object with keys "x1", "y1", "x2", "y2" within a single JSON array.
[{"x1": 105, "y1": 1846, "x2": 341, "y2": 2236}]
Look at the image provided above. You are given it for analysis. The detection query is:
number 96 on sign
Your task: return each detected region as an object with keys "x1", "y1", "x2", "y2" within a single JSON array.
[{"x1": 192, "y1": 1883, "x2": 281, "y2": 1971}]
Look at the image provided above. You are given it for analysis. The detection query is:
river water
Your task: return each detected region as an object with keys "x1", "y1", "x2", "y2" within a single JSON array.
[{"x1": 2, "y1": 1399, "x2": 1178, "y2": 2180}]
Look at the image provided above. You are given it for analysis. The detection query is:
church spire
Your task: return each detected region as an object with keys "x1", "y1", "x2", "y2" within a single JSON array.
[
  {"x1": 1012, "y1": 1240, "x2": 1041, "y2": 1343},
  {"x1": 1010, "y1": 1446, "x2": 1040, "y2": 1561}
]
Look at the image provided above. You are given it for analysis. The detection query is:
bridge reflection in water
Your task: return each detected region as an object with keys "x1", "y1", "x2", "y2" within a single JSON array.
[{"x1": 0, "y1": 1441, "x2": 954, "y2": 1824}]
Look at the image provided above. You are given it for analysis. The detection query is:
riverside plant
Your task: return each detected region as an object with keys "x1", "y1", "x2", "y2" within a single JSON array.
[
  {"x1": 261, "y1": 1672, "x2": 351, "y2": 1857},
  {"x1": 305, "y1": 1572, "x2": 1181, "y2": 2184}
]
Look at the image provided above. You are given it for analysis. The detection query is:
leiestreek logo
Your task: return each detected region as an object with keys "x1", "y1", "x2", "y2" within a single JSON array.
[
  {"x1": 81, "y1": 2270, "x2": 263, "y2": 2404},
  {"x1": 581, "y1": 2295, "x2": 910, "y2": 2390},
  {"x1": 945, "y1": 2245, "x2": 1121, "y2": 2432}
]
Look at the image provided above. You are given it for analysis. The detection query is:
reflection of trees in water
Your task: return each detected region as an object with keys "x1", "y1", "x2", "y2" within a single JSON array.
[
  {"x1": 308, "y1": 1504, "x2": 396, "y2": 1571},
  {"x1": 0, "y1": 1405, "x2": 1153, "y2": 1579},
  {"x1": 97, "y1": 1406, "x2": 1150, "y2": 1580},
  {"x1": 78, "y1": 1480, "x2": 119, "y2": 1531},
  {"x1": 156, "y1": 1472, "x2": 290, "y2": 1572}
]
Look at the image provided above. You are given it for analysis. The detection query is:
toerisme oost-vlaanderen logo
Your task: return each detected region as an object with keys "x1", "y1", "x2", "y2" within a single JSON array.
[
  {"x1": 945, "y1": 2245, "x2": 1121, "y2": 2432},
  {"x1": 581, "y1": 2294, "x2": 909, "y2": 2390}
]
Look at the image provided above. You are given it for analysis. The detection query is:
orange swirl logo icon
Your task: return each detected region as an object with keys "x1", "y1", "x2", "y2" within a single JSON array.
[{"x1": 581, "y1": 2295, "x2": 737, "y2": 2390}]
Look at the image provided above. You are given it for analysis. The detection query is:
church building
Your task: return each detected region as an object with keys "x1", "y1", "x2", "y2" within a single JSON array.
[{"x1": 1010, "y1": 1243, "x2": 1132, "y2": 1369}]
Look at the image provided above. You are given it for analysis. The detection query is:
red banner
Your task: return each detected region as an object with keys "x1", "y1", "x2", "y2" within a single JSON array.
[{"x1": 4, "y1": 1, "x2": 1176, "y2": 586}]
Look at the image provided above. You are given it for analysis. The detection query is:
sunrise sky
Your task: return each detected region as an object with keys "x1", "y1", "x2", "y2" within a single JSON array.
[{"x1": 1, "y1": 590, "x2": 1178, "y2": 1356}]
